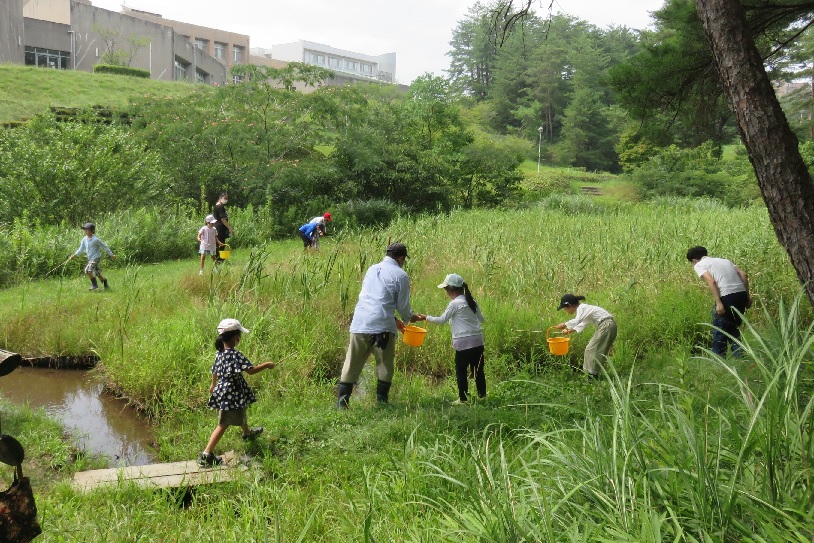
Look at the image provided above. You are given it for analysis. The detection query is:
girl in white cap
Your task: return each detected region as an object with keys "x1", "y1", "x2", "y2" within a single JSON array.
[
  {"x1": 553, "y1": 294, "x2": 617, "y2": 379},
  {"x1": 199, "y1": 318, "x2": 276, "y2": 467},
  {"x1": 415, "y1": 274, "x2": 486, "y2": 404}
]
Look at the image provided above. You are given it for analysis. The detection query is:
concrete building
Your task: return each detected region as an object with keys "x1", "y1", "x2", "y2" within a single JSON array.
[
  {"x1": 1, "y1": 0, "x2": 228, "y2": 85},
  {"x1": 258, "y1": 40, "x2": 397, "y2": 84},
  {"x1": 122, "y1": 6, "x2": 249, "y2": 82},
  {"x1": 0, "y1": 0, "x2": 26, "y2": 65}
]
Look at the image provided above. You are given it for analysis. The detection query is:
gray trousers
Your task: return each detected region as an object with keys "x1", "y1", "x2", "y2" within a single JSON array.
[
  {"x1": 583, "y1": 318, "x2": 617, "y2": 376},
  {"x1": 340, "y1": 333, "x2": 396, "y2": 384}
]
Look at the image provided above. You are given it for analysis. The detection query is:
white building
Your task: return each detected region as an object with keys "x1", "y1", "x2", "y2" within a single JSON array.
[{"x1": 255, "y1": 40, "x2": 396, "y2": 83}]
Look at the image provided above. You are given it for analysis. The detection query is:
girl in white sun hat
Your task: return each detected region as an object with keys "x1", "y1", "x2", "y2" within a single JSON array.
[
  {"x1": 199, "y1": 318, "x2": 276, "y2": 467},
  {"x1": 415, "y1": 273, "x2": 486, "y2": 404}
]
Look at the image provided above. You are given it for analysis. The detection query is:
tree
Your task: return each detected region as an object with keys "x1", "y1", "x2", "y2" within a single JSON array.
[
  {"x1": 93, "y1": 24, "x2": 149, "y2": 66},
  {"x1": 496, "y1": 0, "x2": 814, "y2": 306},
  {"x1": 447, "y1": 2, "x2": 501, "y2": 99},
  {"x1": 696, "y1": 0, "x2": 814, "y2": 306}
]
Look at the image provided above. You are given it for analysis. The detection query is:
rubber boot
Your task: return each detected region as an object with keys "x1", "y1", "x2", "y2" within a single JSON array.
[
  {"x1": 376, "y1": 380, "x2": 392, "y2": 405},
  {"x1": 336, "y1": 381, "x2": 353, "y2": 409}
]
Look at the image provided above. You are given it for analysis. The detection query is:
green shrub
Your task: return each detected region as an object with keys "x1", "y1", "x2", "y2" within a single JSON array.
[
  {"x1": 92, "y1": 64, "x2": 151, "y2": 78},
  {"x1": 0, "y1": 114, "x2": 170, "y2": 226},
  {"x1": 334, "y1": 199, "x2": 406, "y2": 230},
  {"x1": 629, "y1": 142, "x2": 760, "y2": 206},
  {"x1": 537, "y1": 193, "x2": 605, "y2": 214}
]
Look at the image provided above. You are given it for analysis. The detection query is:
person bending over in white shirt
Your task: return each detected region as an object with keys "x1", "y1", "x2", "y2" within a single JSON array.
[
  {"x1": 554, "y1": 293, "x2": 617, "y2": 379},
  {"x1": 686, "y1": 245, "x2": 752, "y2": 357}
]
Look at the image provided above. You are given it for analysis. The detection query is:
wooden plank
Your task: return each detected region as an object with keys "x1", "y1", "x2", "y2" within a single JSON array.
[{"x1": 72, "y1": 451, "x2": 246, "y2": 491}]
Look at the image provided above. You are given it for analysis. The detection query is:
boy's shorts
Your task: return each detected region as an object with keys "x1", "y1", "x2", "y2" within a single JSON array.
[
  {"x1": 199, "y1": 249, "x2": 217, "y2": 255},
  {"x1": 84, "y1": 261, "x2": 101, "y2": 276},
  {"x1": 218, "y1": 408, "x2": 247, "y2": 427}
]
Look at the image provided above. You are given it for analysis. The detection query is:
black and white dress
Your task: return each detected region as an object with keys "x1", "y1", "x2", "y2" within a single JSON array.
[{"x1": 207, "y1": 348, "x2": 257, "y2": 411}]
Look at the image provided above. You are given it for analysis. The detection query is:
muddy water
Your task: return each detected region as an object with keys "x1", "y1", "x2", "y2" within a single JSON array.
[{"x1": 0, "y1": 367, "x2": 156, "y2": 466}]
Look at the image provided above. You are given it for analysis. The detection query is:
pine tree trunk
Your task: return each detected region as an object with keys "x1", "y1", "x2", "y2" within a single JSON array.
[{"x1": 696, "y1": 0, "x2": 814, "y2": 305}]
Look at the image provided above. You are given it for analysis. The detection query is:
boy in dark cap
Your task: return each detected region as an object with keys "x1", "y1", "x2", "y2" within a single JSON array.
[{"x1": 553, "y1": 293, "x2": 616, "y2": 378}]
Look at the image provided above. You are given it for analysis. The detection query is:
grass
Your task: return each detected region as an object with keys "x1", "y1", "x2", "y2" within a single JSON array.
[
  {"x1": 1, "y1": 203, "x2": 811, "y2": 541},
  {"x1": 0, "y1": 65, "x2": 205, "y2": 123}
]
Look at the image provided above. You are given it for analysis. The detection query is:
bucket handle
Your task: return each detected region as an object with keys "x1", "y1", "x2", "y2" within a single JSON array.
[
  {"x1": 220, "y1": 244, "x2": 231, "y2": 251},
  {"x1": 546, "y1": 326, "x2": 567, "y2": 341}
]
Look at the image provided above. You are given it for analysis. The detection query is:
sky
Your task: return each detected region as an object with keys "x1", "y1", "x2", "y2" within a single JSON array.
[{"x1": 88, "y1": 0, "x2": 665, "y2": 84}]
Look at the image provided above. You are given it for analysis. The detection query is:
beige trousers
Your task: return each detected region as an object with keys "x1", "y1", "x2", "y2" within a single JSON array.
[
  {"x1": 583, "y1": 318, "x2": 617, "y2": 376},
  {"x1": 340, "y1": 333, "x2": 396, "y2": 384}
]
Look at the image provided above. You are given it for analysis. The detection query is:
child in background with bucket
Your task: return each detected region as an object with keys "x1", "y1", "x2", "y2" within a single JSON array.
[
  {"x1": 554, "y1": 294, "x2": 617, "y2": 379},
  {"x1": 69, "y1": 222, "x2": 115, "y2": 290},
  {"x1": 199, "y1": 318, "x2": 276, "y2": 467},
  {"x1": 197, "y1": 215, "x2": 223, "y2": 275},
  {"x1": 415, "y1": 274, "x2": 486, "y2": 404}
]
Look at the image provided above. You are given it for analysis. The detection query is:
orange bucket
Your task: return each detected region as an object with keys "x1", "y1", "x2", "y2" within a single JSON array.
[
  {"x1": 546, "y1": 327, "x2": 570, "y2": 355},
  {"x1": 402, "y1": 325, "x2": 428, "y2": 347}
]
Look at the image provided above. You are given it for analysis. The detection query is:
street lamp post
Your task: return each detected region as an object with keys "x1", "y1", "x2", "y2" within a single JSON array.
[{"x1": 537, "y1": 126, "x2": 544, "y2": 173}]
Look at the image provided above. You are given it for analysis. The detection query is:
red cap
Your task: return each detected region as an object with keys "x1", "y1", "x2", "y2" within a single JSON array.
[{"x1": 323, "y1": 212, "x2": 332, "y2": 221}]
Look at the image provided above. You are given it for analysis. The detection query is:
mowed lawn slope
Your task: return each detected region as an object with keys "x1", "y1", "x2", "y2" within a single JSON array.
[{"x1": 0, "y1": 65, "x2": 205, "y2": 123}]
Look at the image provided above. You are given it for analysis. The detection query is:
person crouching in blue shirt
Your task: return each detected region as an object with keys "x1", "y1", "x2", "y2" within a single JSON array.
[
  {"x1": 336, "y1": 242, "x2": 421, "y2": 408},
  {"x1": 298, "y1": 222, "x2": 320, "y2": 250},
  {"x1": 69, "y1": 222, "x2": 115, "y2": 291}
]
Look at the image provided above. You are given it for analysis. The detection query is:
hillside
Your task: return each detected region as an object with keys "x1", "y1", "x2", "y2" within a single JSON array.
[{"x1": 0, "y1": 65, "x2": 206, "y2": 123}]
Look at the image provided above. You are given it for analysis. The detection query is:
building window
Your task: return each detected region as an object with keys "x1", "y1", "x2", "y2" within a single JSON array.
[
  {"x1": 175, "y1": 58, "x2": 188, "y2": 80},
  {"x1": 195, "y1": 38, "x2": 208, "y2": 51},
  {"x1": 361, "y1": 63, "x2": 372, "y2": 75},
  {"x1": 329, "y1": 57, "x2": 340, "y2": 68},
  {"x1": 345, "y1": 60, "x2": 357, "y2": 71},
  {"x1": 214, "y1": 42, "x2": 226, "y2": 60},
  {"x1": 233, "y1": 46, "x2": 243, "y2": 63},
  {"x1": 232, "y1": 74, "x2": 244, "y2": 84},
  {"x1": 309, "y1": 53, "x2": 325, "y2": 65},
  {"x1": 24, "y1": 46, "x2": 70, "y2": 69},
  {"x1": 196, "y1": 69, "x2": 207, "y2": 84}
]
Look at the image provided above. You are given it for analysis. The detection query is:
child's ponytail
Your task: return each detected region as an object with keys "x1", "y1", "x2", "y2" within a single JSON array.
[
  {"x1": 462, "y1": 282, "x2": 479, "y2": 314},
  {"x1": 215, "y1": 329, "x2": 241, "y2": 352}
]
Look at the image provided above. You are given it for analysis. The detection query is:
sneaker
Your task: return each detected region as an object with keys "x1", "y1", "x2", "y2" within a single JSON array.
[
  {"x1": 451, "y1": 399, "x2": 469, "y2": 406},
  {"x1": 198, "y1": 452, "x2": 223, "y2": 468},
  {"x1": 242, "y1": 427, "x2": 263, "y2": 441},
  {"x1": 102, "y1": 280, "x2": 109, "y2": 289},
  {"x1": 89, "y1": 285, "x2": 98, "y2": 291},
  {"x1": 198, "y1": 270, "x2": 204, "y2": 275}
]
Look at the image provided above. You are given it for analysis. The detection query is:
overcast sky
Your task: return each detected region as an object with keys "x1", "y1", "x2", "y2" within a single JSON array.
[{"x1": 89, "y1": 0, "x2": 665, "y2": 84}]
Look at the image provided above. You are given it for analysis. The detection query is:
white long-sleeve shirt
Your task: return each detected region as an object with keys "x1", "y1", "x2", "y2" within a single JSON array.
[
  {"x1": 564, "y1": 303, "x2": 613, "y2": 333},
  {"x1": 349, "y1": 257, "x2": 413, "y2": 335},
  {"x1": 426, "y1": 295, "x2": 485, "y2": 350}
]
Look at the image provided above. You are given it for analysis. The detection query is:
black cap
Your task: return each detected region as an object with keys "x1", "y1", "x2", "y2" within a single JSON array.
[
  {"x1": 82, "y1": 222, "x2": 95, "y2": 231},
  {"x1": 557, "y1": 293, "x2": 585, "y2": 310},
  {"x1": 385, "y1": 242, "x2": 409, "y2": 258}
]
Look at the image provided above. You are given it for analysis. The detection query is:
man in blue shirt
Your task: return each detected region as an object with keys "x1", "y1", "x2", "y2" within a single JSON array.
[{"x1": 337, "y1": 242, "x2": 418, "y2": 408}]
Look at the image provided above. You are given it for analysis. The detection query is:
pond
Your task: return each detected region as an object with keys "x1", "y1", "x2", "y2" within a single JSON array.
[{"x1": 0, "y1": 366, "x2": 156, "y2": 466}]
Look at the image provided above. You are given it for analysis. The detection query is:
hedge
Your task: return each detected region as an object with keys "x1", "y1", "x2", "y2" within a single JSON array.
[{"x1": 92, "y1": 64, "x2": 151, "y2": 78}]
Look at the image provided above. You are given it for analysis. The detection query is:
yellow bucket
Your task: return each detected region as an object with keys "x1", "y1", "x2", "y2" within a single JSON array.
[
  {"x1": 218, "y1": 244, "x2": 231, "y2": 260},
  {"x1": 402, "y1": 325, "x2": 428, "y2": 347},
  {"x1": 546, "y1": 327, "x2": 570, "y2": 356}
]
